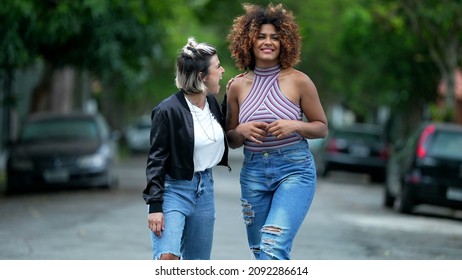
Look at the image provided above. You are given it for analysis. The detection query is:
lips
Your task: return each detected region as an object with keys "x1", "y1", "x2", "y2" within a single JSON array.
[{"x1": 260, "y1": 48, "x2": 274, "y2": 54}]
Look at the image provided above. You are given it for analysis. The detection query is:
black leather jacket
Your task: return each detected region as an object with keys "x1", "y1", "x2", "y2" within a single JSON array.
[{"x1": 143, "y1": 91, "x2": 230, "y2": 213}]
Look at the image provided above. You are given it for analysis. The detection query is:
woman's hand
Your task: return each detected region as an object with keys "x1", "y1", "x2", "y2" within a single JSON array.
[
  {"x1": 236, "y1": 121, "x2": 268, "y2": 143},
  {"x1": 148, "y1": 212, "x2": 165, "y2": 238},
  {"x1": 267, "y1": 119, "x2": 298, "y2": 139}
]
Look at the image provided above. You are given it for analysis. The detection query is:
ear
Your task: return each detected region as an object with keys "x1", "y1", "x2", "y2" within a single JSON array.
[{"x1": 199, "y1": 72, "x2": 207, "y2": 82}]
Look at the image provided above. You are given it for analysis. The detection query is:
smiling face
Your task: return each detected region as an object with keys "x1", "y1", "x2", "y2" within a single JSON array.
[
  {"x1": 252, "y1": 24, "x2": 281, "y2": 68},
  {"x1": 203, "y1": 54, "x2": 225, "y2": 94}
]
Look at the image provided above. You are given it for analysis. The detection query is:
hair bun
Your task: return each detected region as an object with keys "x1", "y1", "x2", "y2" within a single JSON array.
[{"x1": 186, "y1": 46, "x2": 198, "y2": 53}]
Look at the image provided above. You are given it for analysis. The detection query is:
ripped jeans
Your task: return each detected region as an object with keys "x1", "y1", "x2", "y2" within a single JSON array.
[
  {"x1": 240, "y1": 140, "x2": 316, "y2": 260},
  {"x1": 150, "y1": 169, "x2": 215, "y2": 260}
]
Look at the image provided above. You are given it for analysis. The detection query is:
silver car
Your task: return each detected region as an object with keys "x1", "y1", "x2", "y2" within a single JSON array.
[{"x1": 125, "y1": 115, "x2": 151, "y2": 154}]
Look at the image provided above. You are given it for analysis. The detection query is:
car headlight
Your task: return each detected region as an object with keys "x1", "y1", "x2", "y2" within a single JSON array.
[
  {"x1": 77, "y1": 154, "x2": 106, "y2": 168},
  {"x1": 10, "y1": 158, "x2": 34, "y2": 170}
]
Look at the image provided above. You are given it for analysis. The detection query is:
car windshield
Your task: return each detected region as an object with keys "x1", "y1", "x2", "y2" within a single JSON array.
[
  {"x1": 20, "y1": 119, "x2": 99, "y2": 142},
  {"x1": 428, "y1": 130, "x2": 462, "y2": 159}
]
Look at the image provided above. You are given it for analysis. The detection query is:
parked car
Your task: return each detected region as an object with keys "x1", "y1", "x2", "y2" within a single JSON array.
[
  {"x1": 383, "y1": 122, "x2": 462, "y2": 214},
  {"x1": 124, "y1": 115, "x2": 151, "y2": 154},
  {"x1": 6, "y1": 112, "x2": 119, "y2": 193},
  {"x1": 316, "y1": 123, "x2": 389, "y2": 182}
]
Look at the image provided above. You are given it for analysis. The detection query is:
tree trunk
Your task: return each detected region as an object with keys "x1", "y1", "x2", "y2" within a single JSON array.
[
  {"x1": 100, "y1": 79, "x2": 125, "y2": 132},
  {"x1": 2, "y1": 70, "x2": 13, "y2": 144},
  {"x1": 50, "y1": 67, "x2": 75, "y2": 113},
  {"x1": 29, "y1": 64, "x2": 75, "y2": 114},
  {"x1": 29, "y1": 63, "x2": 53, "y2": 113}
]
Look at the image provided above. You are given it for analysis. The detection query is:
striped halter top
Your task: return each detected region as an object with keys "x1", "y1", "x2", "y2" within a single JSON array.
[{"x1": 239, "y1": 65, "x2": 303, "y2": 152}]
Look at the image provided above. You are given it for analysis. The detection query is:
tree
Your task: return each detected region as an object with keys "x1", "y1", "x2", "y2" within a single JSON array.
[
  {"x1": 24, "y1": 0, "x2": 162, "y2": 112},
  {"x1": 0, "y1": 0, "x2": 172, "y2": 137},
  {"x1": 0, "y1": 1, "x2": 36, "y2": 143},
  {"x1": 400, "y1": 0, "x2": 462, "y2": 123},
  {"x1": 338, "y1": 1, "x2": 439, "y2": 137}
]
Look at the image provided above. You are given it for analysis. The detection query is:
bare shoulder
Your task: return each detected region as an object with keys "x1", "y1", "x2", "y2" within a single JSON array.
[
  {"x1": 280, "y1": 68, "x2": 317, "y2": 93},
  {"x1": 227, "y1": 72, "x2": 252, "y2": 98}
]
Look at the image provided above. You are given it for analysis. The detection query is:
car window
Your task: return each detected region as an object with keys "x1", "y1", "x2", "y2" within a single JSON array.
[
  {"x1": 428, "y1": 130, "x2": 462, "y2": 159},
  {"x1": 21, "y1": 119, "x2": 99, "y2": 142}
]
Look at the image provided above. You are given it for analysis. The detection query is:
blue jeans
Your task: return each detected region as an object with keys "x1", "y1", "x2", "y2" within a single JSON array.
[
  {"x1": 150, "y1": 169, "x2": 215, "y2": 260},
  {"x1": 240, "y1": 140, "x2": 316, "y2": 260}
]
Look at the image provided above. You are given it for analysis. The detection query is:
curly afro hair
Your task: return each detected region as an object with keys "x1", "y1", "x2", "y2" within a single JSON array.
[{"x1": 227, "y1": 3, "x2": 301, "y2": 71}]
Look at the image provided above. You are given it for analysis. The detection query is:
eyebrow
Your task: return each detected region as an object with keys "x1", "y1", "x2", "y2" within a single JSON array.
[{"x1": 258, "y1": 32, "x2": 278, "y2": 36}]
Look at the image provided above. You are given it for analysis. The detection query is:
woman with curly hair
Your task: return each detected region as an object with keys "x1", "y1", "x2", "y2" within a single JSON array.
[{"x1": 226, "y1": 3, "x2": 328, "y2": 260}]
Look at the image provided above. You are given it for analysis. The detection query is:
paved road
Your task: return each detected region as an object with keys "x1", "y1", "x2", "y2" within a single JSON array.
[{"x1": 1, "y1": 147, "x2": 462, "y2": 260}]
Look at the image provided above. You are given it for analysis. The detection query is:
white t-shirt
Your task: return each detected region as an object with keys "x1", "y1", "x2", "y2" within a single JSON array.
[{"x1": 185, "y1": 97, "x2": 225, "y2": 172}]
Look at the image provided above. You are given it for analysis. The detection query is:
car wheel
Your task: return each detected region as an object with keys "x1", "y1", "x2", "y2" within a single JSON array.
[{"x1": 396, "y1": 183, "x2": 414, "y2": 214}]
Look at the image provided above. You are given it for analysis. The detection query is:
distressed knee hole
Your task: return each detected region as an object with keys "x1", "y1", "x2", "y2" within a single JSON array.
[
  {"x1": 241, "y1": 199, "x2": 255, "y2": 226},
  {"x1": 260, "y1": 226, "x2": 285, "y2": 259},
  {"x1": 261, "y1": 238, "x2": 276, "y2": 258},
  {"x1": 262, "y1": 226, "x2": 283, "y2": 235}
]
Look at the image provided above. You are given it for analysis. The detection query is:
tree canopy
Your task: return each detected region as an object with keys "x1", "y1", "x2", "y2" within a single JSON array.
[{"x1": 1, "y1": 0, "x2": 461, "y2": 140}]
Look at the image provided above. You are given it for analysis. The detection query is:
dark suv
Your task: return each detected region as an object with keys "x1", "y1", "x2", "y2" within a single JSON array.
[
  {"x1": 6, "y1": 112, "x2": 119, "y2": 193},
  {"x1": 384, "y1": 122, "x2": 462, "y2": 214},
  {"x1": 317, "y1": 123, "x2": 389, "y2": 182}
]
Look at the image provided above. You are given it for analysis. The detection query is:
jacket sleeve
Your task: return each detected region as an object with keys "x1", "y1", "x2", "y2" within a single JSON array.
[{"x1": 143, "y1": 106, "x2": 170, "y2": 213}]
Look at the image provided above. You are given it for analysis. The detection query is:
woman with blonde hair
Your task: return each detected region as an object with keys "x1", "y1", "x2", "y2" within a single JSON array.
[{"x1": 143, "y1": 37, "x2": 228, "y2": 260}]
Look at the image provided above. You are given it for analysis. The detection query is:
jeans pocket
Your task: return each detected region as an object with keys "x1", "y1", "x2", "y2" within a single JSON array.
[{"x1": 282, "y1": 149, "x2": 309, "y2": 163}]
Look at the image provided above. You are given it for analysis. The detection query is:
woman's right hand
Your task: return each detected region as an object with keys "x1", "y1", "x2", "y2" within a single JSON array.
[
  {"x1": 148, "y1": 212, "x2": 165, "y2": 238},
  {"x1": 236, "y1": 121, "x2": 268, "y2": 144}
]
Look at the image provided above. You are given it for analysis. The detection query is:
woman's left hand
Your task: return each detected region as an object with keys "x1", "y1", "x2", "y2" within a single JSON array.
[{"x1": 267, "y1": 120, "x2": 298, "y2": 139}]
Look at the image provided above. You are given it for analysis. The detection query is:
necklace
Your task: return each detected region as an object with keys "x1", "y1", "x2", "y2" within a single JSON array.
[{"x1": 188, "y1": 100, "x2": 217, "y2": 142}]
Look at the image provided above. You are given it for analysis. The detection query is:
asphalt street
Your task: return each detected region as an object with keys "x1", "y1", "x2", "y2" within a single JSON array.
[{"x1": 2, "y1": 146, "x2": 462, "y2": 260}]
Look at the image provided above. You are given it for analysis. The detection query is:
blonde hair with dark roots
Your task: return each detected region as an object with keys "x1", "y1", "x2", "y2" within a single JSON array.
[
  {"x1": 175, "y1": 37, "x2": 217, "y2": 94},
  {"x1": 227, "y1": 3, "x2": 301, "y2": 71}
]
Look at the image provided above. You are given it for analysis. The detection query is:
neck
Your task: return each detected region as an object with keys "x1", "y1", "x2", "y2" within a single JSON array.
[
  {"x1": 184, "y1": 92, "x2": 206, "y2": 109},
  {"x1": 255, "y1": 61, "x2": 279, "y2": 69}
]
